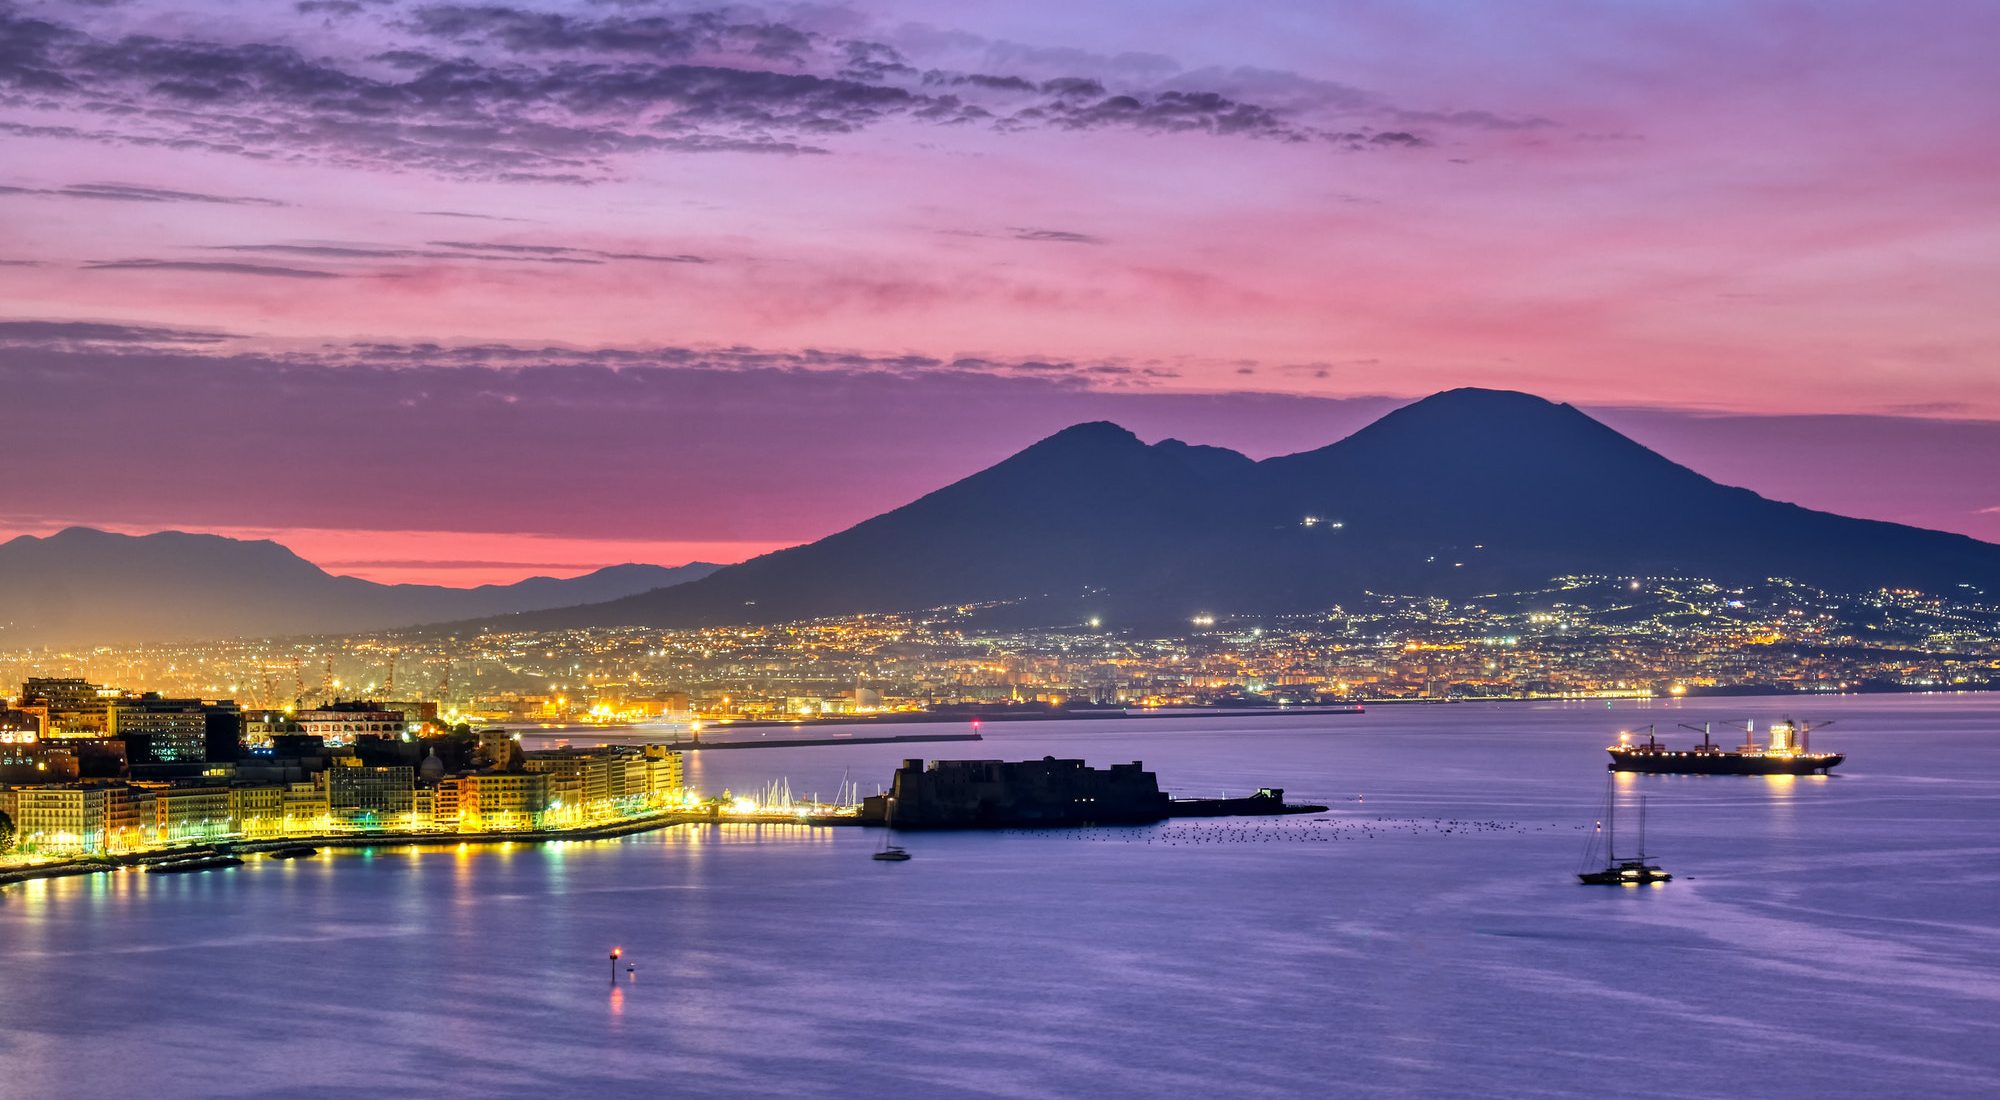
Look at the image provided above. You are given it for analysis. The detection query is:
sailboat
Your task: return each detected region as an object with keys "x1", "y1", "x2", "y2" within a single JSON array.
[
  {"x1": 871, "y1": 831, "x2": 912, "y2": 862},
  {"x1": 1578, "y1": 782, "x2": 1671, "y2": 885}
]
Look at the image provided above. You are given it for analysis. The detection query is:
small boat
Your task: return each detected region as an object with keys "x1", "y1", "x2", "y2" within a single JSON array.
[
  {"x1": 1578, "y1": 785, "x2": 1670, "y2": 886},
  {"x1": 871, "y1": 844, "x2": 912, "y2": 862},
  {"x1": 147, "y1": 853, "x2": 245, "y2": 874},
  {"x1": 266, "y1": 846, "x2": 319, "y2": 860}
]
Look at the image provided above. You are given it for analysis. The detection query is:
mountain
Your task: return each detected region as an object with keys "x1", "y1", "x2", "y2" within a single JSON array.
[
  {"x1": 484, "y1": 388, "x2": 2000, "y2": 634},
  {"x1": 0, "y1": 528, "x2": 720, "y2": 646}
]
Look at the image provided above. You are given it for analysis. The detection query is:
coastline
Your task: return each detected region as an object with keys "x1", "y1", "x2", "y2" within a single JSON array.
[{"x1": 0, "y1": 808, "x2": 744, "y2": 889}]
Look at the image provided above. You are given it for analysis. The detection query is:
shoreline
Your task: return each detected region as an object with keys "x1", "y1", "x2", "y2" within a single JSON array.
[
  {"x1": 539, "y1": 684, "x2": 2000, "y2": 743},
  {"x1": 0, "y1": 809, "x2": 733, "y2": 888}
]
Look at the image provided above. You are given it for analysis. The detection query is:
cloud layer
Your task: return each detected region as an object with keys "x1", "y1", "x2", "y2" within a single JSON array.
[
  {"x1": 0, "y1": 0, "x2": 1441, "y2": 181},
  {"x1": 4, "y1": 0, "x2": 1998, "y2": 583}
]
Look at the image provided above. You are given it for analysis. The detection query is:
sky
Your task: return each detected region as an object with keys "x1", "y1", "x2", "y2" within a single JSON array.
[{"x1": 2, "y1": 0, "x2": 1997, "y2": 585}]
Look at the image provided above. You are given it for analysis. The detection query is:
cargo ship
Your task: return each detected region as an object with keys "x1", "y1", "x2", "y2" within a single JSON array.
[{"x1": 1607, "y1": 720, "x2": 1843, "y2": 775}]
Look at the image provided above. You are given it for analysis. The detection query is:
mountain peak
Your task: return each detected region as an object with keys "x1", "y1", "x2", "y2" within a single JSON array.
[
  {"x1": 1387, "y1": 387, "x2": 1579, "y2": 426},
  {"x1": 495, "y1": 387, "x2": 2000, "y2": 633},
  {"x1": 1034, "y1": 420, "x2": 1143, "y2": 449}
]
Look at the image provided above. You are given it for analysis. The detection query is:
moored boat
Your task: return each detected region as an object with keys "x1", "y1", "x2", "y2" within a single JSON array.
[{"x1": 1578, "y1": 785, "x2": 1670, "y2": 886}]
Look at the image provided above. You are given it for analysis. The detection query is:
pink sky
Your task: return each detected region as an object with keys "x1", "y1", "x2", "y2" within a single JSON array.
[{"x1": 2, "y1": 0, "x2": 1997, "y2": 584}]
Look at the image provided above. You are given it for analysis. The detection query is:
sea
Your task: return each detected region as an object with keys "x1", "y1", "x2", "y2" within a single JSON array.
[{"x1": 3, "y1": 695, "x2": 1997, "y2": 1099}]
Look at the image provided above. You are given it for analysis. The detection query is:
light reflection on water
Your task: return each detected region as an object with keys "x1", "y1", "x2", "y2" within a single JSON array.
[{"x1": 2, "y1": 695, "x2": 1998, "y2": 1099}]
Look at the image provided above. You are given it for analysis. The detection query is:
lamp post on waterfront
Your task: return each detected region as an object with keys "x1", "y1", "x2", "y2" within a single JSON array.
[{"x1": 610, "y1": 946, "x2": 621, "y2": 982}]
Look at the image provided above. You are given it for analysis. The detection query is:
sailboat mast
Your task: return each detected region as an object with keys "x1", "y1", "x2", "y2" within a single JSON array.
[
  {"x1": 1607, "y1": 785, "x2": 1616, "y2": 862},
  {"x1": 1637, "y1": 796, "x2": 1647, "y2": 860}
]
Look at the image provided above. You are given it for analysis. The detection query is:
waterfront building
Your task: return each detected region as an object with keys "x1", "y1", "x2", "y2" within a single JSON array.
[
  {"x1": 456, "y1": 771, "x2": 548, "y2": 832},
  {"x1": 327, "y1": 758, "x2": 416, "y2": 831},
  {"x1": 14, "y1": 785, "x2": 111, "y2": 854},
  {"x1": 231, "y1": 784, "x2": 288, "y2": 840},
  {"x1": 526, "y1": 747, "x2": 683, "y2": 825},
  {"x1": 103, "y1": 785, "x2": 146, "y2": 852},
  {"x1": 283, "y1": 780, "x2": 330, "y2": 836},
  {"x1": 643, "y1": 745, "x2": 685, "y2": 801},
  {"x1": 433, "y1": 776, "x2": 463, "y2": 830},
  {"x1": 149, "y1": 785, "x2": 234, "y2": 846}
]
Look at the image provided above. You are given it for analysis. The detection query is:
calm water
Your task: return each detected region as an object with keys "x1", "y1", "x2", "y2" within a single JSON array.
[{"x1": 4, "y1": 696, "x2": 1999, "y2": 1099}]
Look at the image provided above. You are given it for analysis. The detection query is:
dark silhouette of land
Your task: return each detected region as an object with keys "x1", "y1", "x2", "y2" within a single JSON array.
[
  {"x1": 0, "y1": 527, "x2": 718, "y2": 646},
  {"x1": 488, "y1": 388, "x2": 2000, "y2": 631}
]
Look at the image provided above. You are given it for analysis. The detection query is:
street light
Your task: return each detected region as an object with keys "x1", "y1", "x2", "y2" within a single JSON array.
[{"x1": 609, "y1": 946, "x2": 622, "y2": 982}]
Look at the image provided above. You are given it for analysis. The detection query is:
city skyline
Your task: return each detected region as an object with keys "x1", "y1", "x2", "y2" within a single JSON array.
[{"x1": 4, "y1": 0, "x2": 1998, "y2": 583}]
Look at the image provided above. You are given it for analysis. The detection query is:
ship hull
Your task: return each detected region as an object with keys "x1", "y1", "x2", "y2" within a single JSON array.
[
  {"x1": 1578, "y1": 867, "x2": 1672, "y2": 885},
  {"x1": 1608, "y1": 750, "x2": 1843, "y2": 775}
]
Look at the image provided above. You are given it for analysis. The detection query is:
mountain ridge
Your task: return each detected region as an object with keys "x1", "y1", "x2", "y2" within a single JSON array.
[
  {"x1": 0, "y1": 527, "x2": 720, "y2": 646},
  {"x1": 479, "y1": 388, "x2": 2000, "y2": 633}
]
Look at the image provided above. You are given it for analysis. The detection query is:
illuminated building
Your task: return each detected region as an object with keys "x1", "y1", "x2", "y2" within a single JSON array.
[
  {"x1": 433, "y1": 776, "x2": 462, "y2": 830},
  {"x1": 326, "y1": 758, "x2": 416, "y2": 831},
  {"x1": 22, "y1": 677, "x2": 115, "y2": 735},
  {"x1": 642, "y1": 745, "x2": 685, "y2": 799},
  {"x1": 374, "y1": 700, "x2": 437, "y2": 730},
  {"x1": 526, "y1": 747, "x2": 683, "y2": 825},
  {"x1": 243, "y1": 709, "x2": 300, "y2": 749},
  {"x1": 148, "y1": 785, "x2": 233, "y2": 845},
  {"x1": 102, "y1": 786, "x2": 145, "y2": 852},
  {"x1": 14, "y1": 785, "x2": 111, "y2": 854},
  {"x1": 283, "y1": 780, "x2": 330, "y2": 835},
  {"x1": 231, "y1": 784, "x2": 288, "y2": 839},
  {"x1": 297, "y1": 703, "x2": 406, "y2": 746},
  {"x1": 456, "y1": 771, "x2": 548, "y2": 832},
  {"x1": 109, "y1": 695, "x2": 240, "y2": 766}
]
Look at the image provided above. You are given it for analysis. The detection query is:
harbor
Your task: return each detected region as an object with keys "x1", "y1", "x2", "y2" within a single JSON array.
[{"x1": 4, "y1": 695, "x2": 1986, "y2": 1100}]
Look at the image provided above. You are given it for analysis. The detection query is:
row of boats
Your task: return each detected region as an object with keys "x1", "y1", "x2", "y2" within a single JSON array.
[{"x1": 1581, "y1": 718, "x2": 1842, "y2": 886}]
